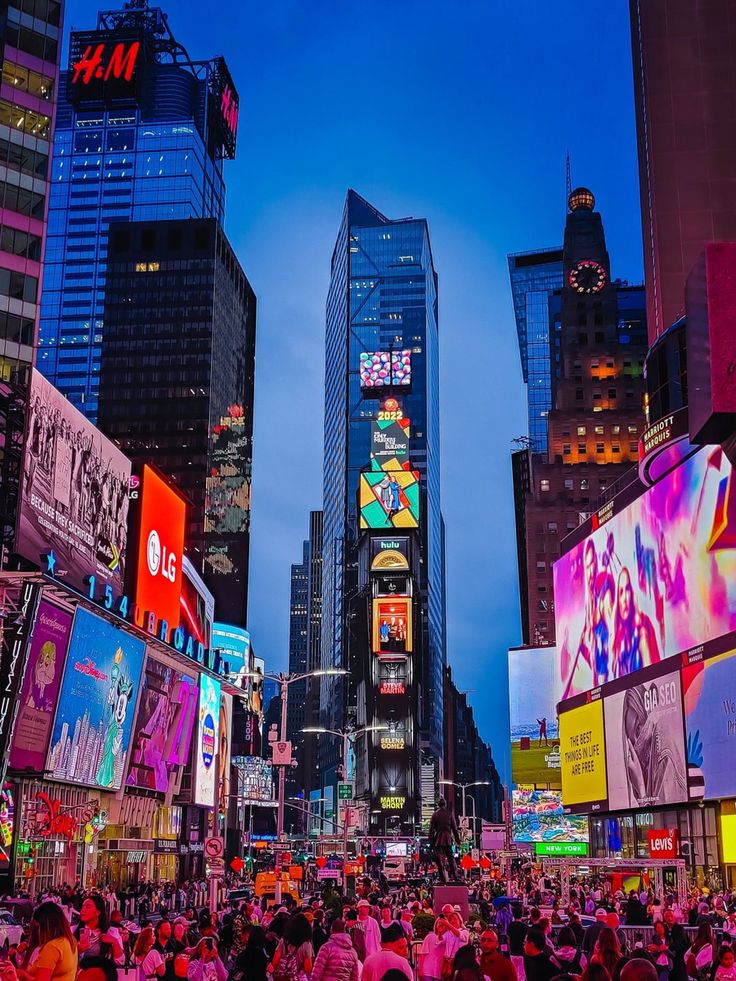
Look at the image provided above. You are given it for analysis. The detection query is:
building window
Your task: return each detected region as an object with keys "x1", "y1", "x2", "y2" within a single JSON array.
[
  {"x1": 564, "y1": 478, "x2": 574, "y2": 490},
  {"x1": 593, "y1": 391, "x2": 601, "y2": 400},
  {"x1": 581, "y1": 479, "x2": 589, "y2": 491},
  {"x1": 596, "y1": 442, "x2": 605, "y2": 453},
  {"x1": 540, "y1": 479, "x2": 550, "y2": 492},
  {"x1": 548, "y1": 522, "x2": 558, "y2": 533},
  {"x1": 608, "y1": 388, "x2": 617, "y2": 399},
  {"x1": 577, "y1": 426, "x2": 586, "y2": 436},
  {"x1": 578, "y1": 443, "x2": 586, "y2": 454},
  {"x1": 595, "y1": 426, "x2": 604, "y2": 435},
  {"x1": 575, "y1": 389, "x2": 583, "y2": 401},
  {"x1": 536, "y1": 561, "x2": 546, "y2": 572},
  {"x1": 595, "y1": 331, "x2": 604, "y2": 343},
  {"x1": 612, "y1": 425, "x2": 620, "y2": 435},
  {"x1": 612, "y1": 444, "x2": 621, "y2": 453},
  {"x1": 563, "y1": 444, "x2": 571, "y2": 455},
  {"x1": 630, "y1": 442, "x2": 638, "y2": 453},
  {"x1": 628, "y1": 425, "x2": 638, "y2": 434}
]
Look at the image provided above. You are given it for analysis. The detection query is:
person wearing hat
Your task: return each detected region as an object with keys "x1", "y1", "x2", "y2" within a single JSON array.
[
  {"x1": 362, "y1": 922, "x2": 412, "y2": 981},
  {"x1": 355, "y1": 901, "x2": 381, "y2": 960},
  {"x1": 583, "y1": 909, "x2": 610, "y2": 957}
]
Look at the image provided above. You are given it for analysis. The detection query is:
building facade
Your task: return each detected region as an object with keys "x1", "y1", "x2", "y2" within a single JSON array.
[
  {"x1": 512, "y1": 189, "x2": 648, "y2": 645},
  {"x1": 629, "y1": 0, "x2": 736, "y2": 343},
  {"x1": 97, "y1": 217, "x2": 255, "y2": 626},
  {"x1": 321, "y1": 190, "x2": 445, "y2": 833},
  {"x1": 39, "y1": 0, "x2": 237, "y2": 420},
  {"x1": 508, "y1": 248, "x2": 563, "y2": 452}
]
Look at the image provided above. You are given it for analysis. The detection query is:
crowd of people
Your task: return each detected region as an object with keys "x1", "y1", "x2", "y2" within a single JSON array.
[{"x1": 3, "y1": 874, "x2": 736, "y2": 981}]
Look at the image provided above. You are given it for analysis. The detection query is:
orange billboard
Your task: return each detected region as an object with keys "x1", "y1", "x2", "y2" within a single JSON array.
[
  {"x1": 132, "y1": 465, "x2": 186, "y2": 629},
  {"x1": 372, "y1": 596, "x2": 413, "y2": 654}
]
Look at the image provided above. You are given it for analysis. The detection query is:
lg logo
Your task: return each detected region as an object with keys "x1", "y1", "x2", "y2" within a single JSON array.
[{"x1": 146, "y1": 529, "x2": 177, "y2": 582}]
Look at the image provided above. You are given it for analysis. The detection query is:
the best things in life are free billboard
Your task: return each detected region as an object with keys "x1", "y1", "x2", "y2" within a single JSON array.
[
  {"x1": 554, "y1": 446, "x2": 736, "y2": 700},
  {"x1": 508, "y1": 646, "x2": 561, "y2": 788},
  {"x1": 559, "y1": 697, "x2": 607, "y2": 813}
]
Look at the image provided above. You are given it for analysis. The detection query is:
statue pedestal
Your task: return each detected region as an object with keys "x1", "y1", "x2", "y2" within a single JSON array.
[{"x1": 433, "y1": 884, "x2": 469, "y2": 922}]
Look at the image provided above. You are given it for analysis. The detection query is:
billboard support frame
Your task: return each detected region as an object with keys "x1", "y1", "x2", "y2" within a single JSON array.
[{"x1": 541, "y1": 856, "x2": 687, "y2": 907}]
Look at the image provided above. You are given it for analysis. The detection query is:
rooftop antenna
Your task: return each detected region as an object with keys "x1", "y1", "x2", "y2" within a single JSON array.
[{"x1": 565, "y1": 150, "x2": 572, "y2": 213}]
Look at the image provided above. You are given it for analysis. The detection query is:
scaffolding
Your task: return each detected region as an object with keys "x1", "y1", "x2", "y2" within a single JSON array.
[{"x1": 541, "y1": 856, "x2": 688, "y2": 907}]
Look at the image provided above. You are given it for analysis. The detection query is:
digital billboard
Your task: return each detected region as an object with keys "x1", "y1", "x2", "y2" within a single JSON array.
[
  {"x1": 559, "y1": 698, "x2": 607, "y2": 811},
  {"x1": 370, "y1": 536, "x2": 410, "y2": 572},
  {"x1": 554, "y1": 447, "x2": 736, "y2": 699},
  {"x1": 372, "y1": 597, "x2": 413, "y2": 654},
  {"x1": 233, "y1": 756, "x2": 274, "y2": 804},
  {"x1": 10, "y1": 601, "x2": 73, "y2": 772},
  {"x1": 47, "y1": 608, "x2": 146, "y2": 790},
  {"x1": 181, "y1": 557, "x2": 214, "y2": 649},
  {"x1": 604, "y1": 665, "x2": 688, "y2": 811},
  {"x1": 69, "y1": 31, "x2": 143, "y2": 103},
  {"x1": 359, "y1": 350, "x2": 412, "y2": 389},
  {"x1": 512, "y1": 788, "x2": 589, "y2": 844},
  {"x1": 508, "y1": 646, "x2": 561, "y2": 788},
  {"x1": 371, "y1": 399, "x2": 410, "y2": 471},
  {"x1": 194, "y1": 675, "x2": 221, "y2": 807},
  {"x1": 359, "y1": 470, "x2": 420, "y2": 529},
  {"x1": 130, "y1": 465, "x2": 186, "y2": 630},
  {"x1": 683, "y1": 645, "x2": 736, "y2": 801},
  {"x1": 126, "y1": 658, "x2": 198, "y2": 793},
  {"x1": 218, "y1": 692, "x2": 232, "y2": 814},
  {"x1": 18, "y1": 370, "x2": 131, "y2": 596},
  {"x1": 205, "y1": 405, "x2": 250, "y2": 536}
]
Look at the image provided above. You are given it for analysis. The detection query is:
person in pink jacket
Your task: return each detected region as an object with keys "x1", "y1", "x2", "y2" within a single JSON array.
[{"x1": 311, "y1": 920, "x2": 360, "y2": 981}]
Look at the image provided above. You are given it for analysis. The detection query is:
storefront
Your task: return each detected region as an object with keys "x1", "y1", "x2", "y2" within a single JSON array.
[
  {"x1": 152, "y1": 806, "x2": 183, "y2": 883},
  {"x1": 589, "y1": 803, "x2": 723, "y2": 890},
  {"x1": 13, "y1": 780, "x2": 104, "y2": 895}
]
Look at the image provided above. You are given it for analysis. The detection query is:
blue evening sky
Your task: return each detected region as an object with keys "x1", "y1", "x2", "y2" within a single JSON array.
[{"x1": 65, "y1": 0, "x2": 644, "y2": 780}]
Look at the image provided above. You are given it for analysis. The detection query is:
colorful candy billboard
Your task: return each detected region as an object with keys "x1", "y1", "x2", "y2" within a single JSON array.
[
  {"x1": 554, "y1": 447, "x2": 736, "y2": 699},
  {"x1": 359, "y1": 470, "x2": 420, "y2": 529},
  {"x1": 604, "y1": 665, "x2": 688, "y2": 811},
  {"x1": 194, "y1": 674, "x2": 221, "y2": 807},
  {"x1": 126, "y1": 657, "x2": 198, "y2": 793},
  {"x1": 508, "y1": 646, "x2": 561, "y2": 788},
  {"x1": 10, "y1": 600, "x2": 73, "y2": 771},
  {"x1": 46, "y1": 608, "x2": 146, "y2": 790},
  {"x1": 512, "y1": 788, "x2": 589, "y2": 844},
  {"x1": 359, "y1": 350, "x2": 412, "y2": 389},
  {"x1": 683, "y1": 645, "x2": 736, "y2": 801}
]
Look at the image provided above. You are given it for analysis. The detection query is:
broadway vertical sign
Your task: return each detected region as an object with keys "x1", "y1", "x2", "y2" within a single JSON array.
[{"x1": 0, "y1": 581, "x2": 42, "y2": 788}]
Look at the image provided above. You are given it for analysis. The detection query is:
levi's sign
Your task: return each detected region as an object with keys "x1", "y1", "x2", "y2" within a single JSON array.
[{"x1": 648, "y1": 829, "x2": 678, "y2": 858}]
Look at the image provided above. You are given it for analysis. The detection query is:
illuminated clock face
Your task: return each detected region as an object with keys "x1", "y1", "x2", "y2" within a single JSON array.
[{"x1": 569, "y1": 260, "x2": 606, "y2": 294}]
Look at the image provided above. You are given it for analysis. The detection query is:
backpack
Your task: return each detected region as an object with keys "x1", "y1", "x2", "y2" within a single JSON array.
[{"x1": 274, "y1": 944, "x2": 300, "y2": 981}]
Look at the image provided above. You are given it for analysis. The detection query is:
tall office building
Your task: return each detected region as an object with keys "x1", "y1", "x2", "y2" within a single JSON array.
[
  {"x1": 508, "y1": 248, "x2": 563, "y2": 451},
  {"x1": 39, "y1": 0, "x2": 238, "y2": 420},
  {"x1": 321, "y1": 190, "x2": 445, "y2": 833},
  {"x1": 512, "y1": 189, "x2": 648, "y2": 645},
  {"x1": 97, "y1": 217, "x2": 255, "y2": 625},
  {"x1": 0, "y1": 0, "x2": 64, "y2": 554},
  {"x1": 630, "y1": 0, "x2": 736, "y2": 343}
]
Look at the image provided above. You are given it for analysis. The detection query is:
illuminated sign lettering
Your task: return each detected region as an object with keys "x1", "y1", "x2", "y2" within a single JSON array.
[
  {"x1": 380, "y1": 681, "x2": 405, "y2": 695},
  {"x1": 380, "y1": 795, "x2": 406, "y2": 810},
  {"x1": 220, "y1": 84, "x2": 239, "y2": 137},
  {"x1": 380, "y1": 736, "x2": 405, "y2": 750},
  {"x1": 72, "y1": 40, "x2": 140, "y2": 86}
]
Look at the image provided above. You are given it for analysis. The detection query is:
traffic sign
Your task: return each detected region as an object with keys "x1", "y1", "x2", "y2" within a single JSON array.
[
  {"x1": 204, "y1": 836, "x2": 224, "y2": 860},
  {"x1": 338, "y1": 781, "x2": 354, "y2": 801},
  {"x1": 271, "y1": 841, "x2": 292, "y2": 851},
  {"x1": 471, "y1": 848, "x2": 480, "y2": 863}
]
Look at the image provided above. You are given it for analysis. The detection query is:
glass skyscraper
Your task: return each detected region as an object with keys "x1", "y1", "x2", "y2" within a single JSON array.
[
  {"x1": 508, "y1": 247, "x2": 564, "y2": 451},
  {"x1": 321, "y1": 190, "x2": 445, "y2": 828},
  {"x1": 39, "y1": 1, "x2": 236, "y2": 420}
]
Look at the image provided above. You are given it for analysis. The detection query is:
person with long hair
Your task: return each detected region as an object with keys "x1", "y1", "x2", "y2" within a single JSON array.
[
  {"x1": 186, "y1": 939, "x2": 227, "y2": 981},
  {"x1": 646, "y1": 920, "x2": 673, "y2": 981},
  {"x1": 592, "y1": 929, "x2": 623, "y2": 980},
  {"x1": 611, "y1": 568, "x2": 660, "y2": 678},
  {"x1": 76, "y1": 896, "x2": 124, "y2": 965},
  {"x1": 232, "y1": 925, "x2": 269, "y2": 981},
  {"x1": 0, "y1": 902, "x2": 77, "y2": 981},
  {"x1": 269, "y1": 913, "x2": 313, "y2": 981},
  {"x1": 685, "y1": 924, "x2": 714, "y2": 981},
  {"x1": 134, "y1": 926, "x2": 165, "y2": 981}
]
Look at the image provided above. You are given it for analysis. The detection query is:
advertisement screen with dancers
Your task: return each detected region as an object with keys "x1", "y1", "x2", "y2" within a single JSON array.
[
  {"x1": 46, "y1": 608, "x2": 146, "y2": 791},
  {"x1": 553, "y1": 446, "x2": 736, "y2": 700},
  {"x1": 359, "y1": 470, "x2": 420, "y2": 529},
  {"x1": 508, "y1": 646, "x2": 561, "y2": 788},
  {"x1": 17, "y1": 370, "x2": 131, "y2": 596}
]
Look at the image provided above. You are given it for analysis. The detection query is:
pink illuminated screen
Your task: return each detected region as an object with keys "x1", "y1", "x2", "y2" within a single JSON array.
[{"x1": 554, "y1": 447, "x2": 736, "y2": 699}]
